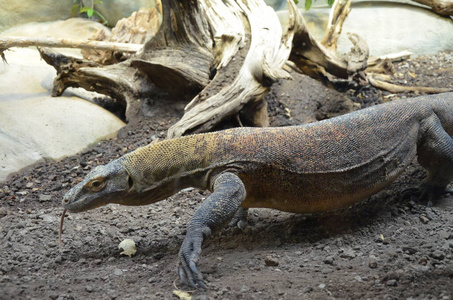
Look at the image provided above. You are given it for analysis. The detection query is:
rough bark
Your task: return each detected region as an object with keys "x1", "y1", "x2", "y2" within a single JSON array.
[
  {"x1": 167, "y1": 0, "x2": 298, "y2": 137},
  {"x1": 82, "y1": 7, "x2": 161, "y2": 64},
  {"x1": 411, "y1": 0, "x2": 453, "y2": 16},
  {"x1": 289, "y1": 3, "x2": 368, "y2": 82},
  {"x1": 321, "y1": 0, "x2": 353, "y2": 52},
  {"x1": 289, "y1": 0, "x2": 451, "y2": 94},
  {"x1": 40, "y1": 0, "x2": 214, "y2": 123},
  {"x1": 36, "y1": 0, "x2": 297, "y2": 137},
  {"x1": 0, "y1": 36, "x2": 141, "y2": 59}
]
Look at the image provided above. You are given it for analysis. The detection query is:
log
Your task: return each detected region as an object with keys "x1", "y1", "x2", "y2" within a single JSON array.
[
  {"x1": 411, "y1": 0, "x2": 453, "y2": 16},
  {"x1": 39, "y1": 0, "x2": 214, "y2": 122},
  {"x1": 167, "y1": 0, "x2": 299, "y2": 137},
  {"x1": 34, "y1": 0, "x2": 298, "y2": 137}
]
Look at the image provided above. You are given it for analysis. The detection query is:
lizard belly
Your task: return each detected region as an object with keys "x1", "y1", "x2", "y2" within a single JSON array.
[{"x1": 239, "y1": 138, "x2": 418, "y2": 213}]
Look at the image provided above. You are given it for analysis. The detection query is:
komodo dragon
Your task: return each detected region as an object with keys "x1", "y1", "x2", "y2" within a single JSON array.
[{"x1": 62, "y1": 92, "x2": 453, "y2": 288}]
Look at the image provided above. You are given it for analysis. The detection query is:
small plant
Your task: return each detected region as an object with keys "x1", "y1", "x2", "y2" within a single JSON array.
[
  {"x1": 293, "y1": 0, "x2": 335, "y2": 11},
  {"x1": 72, "y1": 0, "x2": 109, "y2": 26}
]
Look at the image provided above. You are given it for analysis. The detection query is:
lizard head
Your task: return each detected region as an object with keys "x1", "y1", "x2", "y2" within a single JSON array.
[{"x1": 62, "y1": 158, "x2": 133, "y2": 213}]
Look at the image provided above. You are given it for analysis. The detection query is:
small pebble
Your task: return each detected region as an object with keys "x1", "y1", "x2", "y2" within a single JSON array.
[
  {"x1": 114, "y1": 268, "x2": 123, "y2": 276},
  {"x1": 386, "y1": 279, "x2": 397, "y2": 287},
  {"x1": 240, "y1": 285, "x2": 251, "y2": 293},
  {"x1": 420, "y1": 215, "x2": 430, "y2": 224},
  {"x1": 38, "y1": 194, "x2": 52, "y2": 202},
  {"x1": 340, "y1": 250, "x2": 356, "y2": 259},
  {"x1": 324, "y1": 256, "x2": 334, "y2": 265},
  {"x1": 264, "y1": 256, "x2": 279, "y2": 267},
  {"x1": 431, "y1": 250, "x2": 445, "y2": 260},
  {"x1": 369, "y1": 258, "x2": 378, "y2": 269}
]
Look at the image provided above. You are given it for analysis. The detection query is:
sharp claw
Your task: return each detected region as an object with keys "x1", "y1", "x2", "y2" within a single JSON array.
[
  {"x1": 178, "y1": 229, "x2": 210, "y2": 289},
  {"x1": 178, "y1": 266, "x2": 188, "y2": 285},
  {"x1": 189, "y1": 260, "x2": 198, "y2": 274},
  {"x1": 197, "y1": 280, "x2": 207, "y2": 290}
]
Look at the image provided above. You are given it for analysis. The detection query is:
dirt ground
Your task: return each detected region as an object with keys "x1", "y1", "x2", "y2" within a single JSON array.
[{"x1": 1, "y1": 51, "x2": 453, "y2": 300}]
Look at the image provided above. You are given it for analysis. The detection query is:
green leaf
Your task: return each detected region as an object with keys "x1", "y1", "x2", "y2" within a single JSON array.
[
  {"x1": 327, "y1": 0, "x2": 335, "y2": 5},
  {"x1": 71, "y1": 4, "x2": 80, "y2": 15},
  {"x1": 87, "y1": 8, "x2": 94, "y2": 17},
  {"x1": 94, "y1": 11, "x2": 109, "y2": 26},
  {"x1": 293, "y1": 0, "x2": 299, "y2": 4},
  {"x1": 305, "y1": 0, "x2": 312, "y2": 11},
  {"x1": 79, "y1": 7, "x2": 90, "y2": 13}
]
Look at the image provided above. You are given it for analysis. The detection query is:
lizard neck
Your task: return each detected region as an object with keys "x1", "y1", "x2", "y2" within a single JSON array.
[{"x1": 121, "y1": 133, "x2": 221, "y2": 202}]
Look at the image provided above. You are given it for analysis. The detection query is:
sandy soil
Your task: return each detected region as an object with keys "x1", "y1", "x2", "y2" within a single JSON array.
[{"x1": 1, "y1": 51, "x2": 452, "y2": 300}]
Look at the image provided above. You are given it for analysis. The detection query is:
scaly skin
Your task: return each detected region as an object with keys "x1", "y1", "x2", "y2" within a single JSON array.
[{"x1": 63, "y1": 92, "x2": 453, "y2": 288}]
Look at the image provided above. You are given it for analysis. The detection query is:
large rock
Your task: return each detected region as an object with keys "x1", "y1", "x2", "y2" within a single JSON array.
[
  {"x1": 0, "y1": 20, "x2": 125, "y2": 182},
  {"x1": 1, "y1": 17, "x2": 110, "y2": 43},
  {"x1": 0, "y1": 0, "x2": 73, "y2": 33}
]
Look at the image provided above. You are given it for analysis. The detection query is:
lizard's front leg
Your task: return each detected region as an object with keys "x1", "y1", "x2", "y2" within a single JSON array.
[{"x1": 178, "y1": 172, "x2": 246, "y2": 289}]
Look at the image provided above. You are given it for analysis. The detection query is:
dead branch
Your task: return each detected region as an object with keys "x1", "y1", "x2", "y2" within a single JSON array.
[
  {"x1": 0, "y1": 36, "x2": 141, "y2": 56},
  {"x1": 368, "y1": 51, "x2": 413, "y2": 67},
  {"x1": 289, "y1": 3, "x2": 370, "y2": 83},
  {"x1": 321, "y1": 0, "x2": 353, "y2": 51},
  {"x1": 368, "y1": 75, "x2": 452, "y2": 94},
  {"x1": 411, "y1": 0, "x2": 453, "y2": 16},
  {"x1": 290, "y1": 7, "x2": 347, "y2": 81}
]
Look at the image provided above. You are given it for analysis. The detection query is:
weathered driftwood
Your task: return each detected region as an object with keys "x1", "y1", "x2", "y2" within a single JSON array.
[
  {"x1": 36, "y1": 0, "x2": 299, "y2": 138},
  {"x1": 411, "y1": 0, "x2": 453, "y2": 16},
  {"x1": 40, "y1": 0, "x2": 214, "y2": 123},
  {"x1": 368, "y1": 75, "x2": 452, "y2": 94},
  {"x1": 1, "y1": 0, "x2": 449, "y2": 136},
  {"x1": 82, "y1": 7, "x2": 161, "y2": 64},
  {"x1": 167, "y1": 0, "x2": 298, "y2": 137},
  {"x1": 0, "y1": 36, "x2": 142, "y2": 62},
  {"x1": 289, "y1": 0, "x2": 368, "y2": 83},
  {"x1": 289, "y1": 0, "x2": 451, "y2": 94},
  {"x1": 321, "y1": 0, "x2": 353, "y2": 52}
]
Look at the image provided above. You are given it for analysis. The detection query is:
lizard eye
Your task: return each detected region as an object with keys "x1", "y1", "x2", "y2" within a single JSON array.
[{"x1": 86, "y1": 178, "x2": 106, "y2": 192}]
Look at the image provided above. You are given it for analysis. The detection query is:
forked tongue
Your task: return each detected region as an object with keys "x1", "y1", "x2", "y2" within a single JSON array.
[{"x1": 59, "y1": 209, "x2": 67, "y2": 248}]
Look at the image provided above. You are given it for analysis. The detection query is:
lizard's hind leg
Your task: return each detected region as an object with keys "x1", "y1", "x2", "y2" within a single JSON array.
[
  {"x1": 228, "y1": 207, "x2": 248, "y2": 230},
  {"x1": 417, "y1": 114, "x2": 453, "y2": 205}
]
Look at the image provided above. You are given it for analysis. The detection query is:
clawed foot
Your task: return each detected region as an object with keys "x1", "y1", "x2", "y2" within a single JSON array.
[
  {"x1": 228, "y1": 207, "x2": 248, "y2": 230},
  {"x1": 401, "y1": 185, "x2": 452, "y2": 207},
  {"x1": 420, "y1": 185, "x2": 453, "y2": 207},
  {"x1": 178, "y1": 227, "x2": 211, "y2": 289}
]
